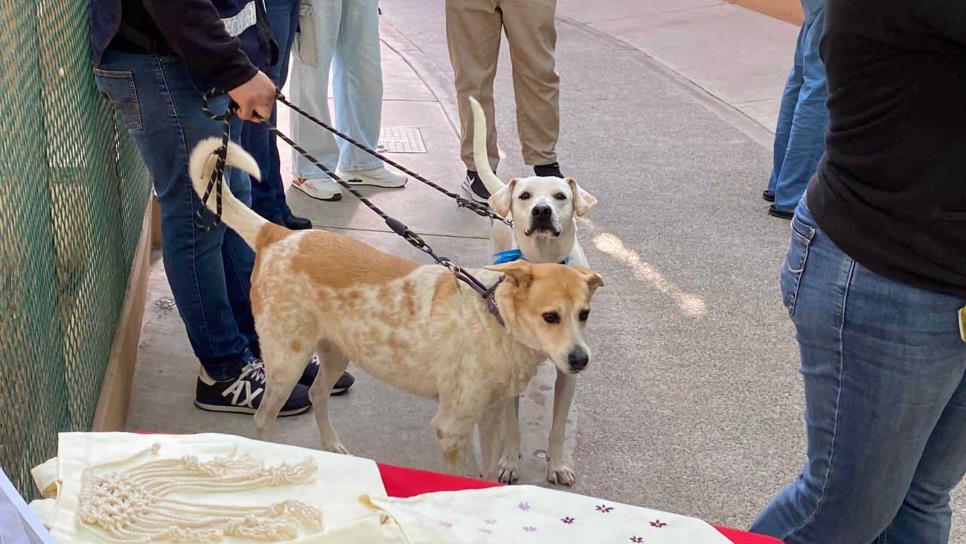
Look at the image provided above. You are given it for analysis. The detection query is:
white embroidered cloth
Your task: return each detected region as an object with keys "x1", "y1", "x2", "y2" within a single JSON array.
[
  {"x1": 29, "y1": 433, "x2": 404, "y2": 543},
  {"x1": 366, "y1": 485, "x2": 733, "y2": 544}
]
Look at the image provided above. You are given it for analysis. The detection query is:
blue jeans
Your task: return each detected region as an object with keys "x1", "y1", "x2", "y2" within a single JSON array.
[
  {"x1": 94, "y1": 49, "x2": 258, "y2": 380},
  {"x1": 751, "y1": 202, "x2": 966, "y2": 543},
  {"x1": 766, "y1": 0, "x2": 828, "y2": 211},
  {"x1": 290, "y1": 0, "x2": 384, "y2": 177},
  {"x1": 241, "y1": 0, "x2": 300, "y2": 223}
]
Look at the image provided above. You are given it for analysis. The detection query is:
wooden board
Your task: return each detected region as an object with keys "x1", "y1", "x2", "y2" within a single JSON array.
[{"x1": 92, "y1": 200, "x2": 153, "y2": 431}]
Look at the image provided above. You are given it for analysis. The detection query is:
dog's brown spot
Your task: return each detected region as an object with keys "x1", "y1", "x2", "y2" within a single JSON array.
[
  {"x1": 250, "y1": 283, "x2": 265, "y2": 315},
  {"x1": 338, "y1": 291, "x2": 359, "y2": 309},
  {"x1": 377, "y1": 284, "x2": 394, "y2": 305},
  {"x1": 431, "y1": 274, "x2": 458, "y2": 313},
  {"x1": 314, "y1": 291, "x2": 332, "y2": 313},
  {"x1": 290, "y1": 230, "x2": 417, "y2": 288},
  {"x1": 387, "y1": 332, "x2": 409, "y2": 351},
  {"x1": 290, "y1": 339, "x2": 302, "y2": 353},
  {"x1": 397, "y1": 280, "x2": 418, "y2": 316},
  {"x1": 443, "y1": 446, "x2": 461, "y2": 465},
  {"x1": 254, "y1": 223, "x2": 292, "y2": 251}
]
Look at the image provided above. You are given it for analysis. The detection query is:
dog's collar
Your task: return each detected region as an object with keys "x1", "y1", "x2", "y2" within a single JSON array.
[
  {"x1": 492, "y1": 248, "x2": 571, "y2": 266},
  {"x1": 452, "y1": 271, "x2": 505, "y2": 328},
  {"x1": 479, "y1": 276, "x2": 505, "y2": 328}
]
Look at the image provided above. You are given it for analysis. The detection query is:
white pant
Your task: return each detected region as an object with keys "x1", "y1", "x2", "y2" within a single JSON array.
[{"x1": 291, "y1": 0, "x2": 384, "y2": 177}]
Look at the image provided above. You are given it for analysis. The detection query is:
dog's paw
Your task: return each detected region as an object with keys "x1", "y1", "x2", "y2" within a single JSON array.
[
  {"x1": 325, "y1": 442, "x2": 351, "y2": 455},
  {"x1": 497, "y1": 455, "x2": 521, "y2": 484},
  {"x1": 547, "y1": 463, "x2": 576, "y2": 487}
]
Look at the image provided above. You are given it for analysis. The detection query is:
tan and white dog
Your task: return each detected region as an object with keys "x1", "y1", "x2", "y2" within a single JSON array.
[
  {"x1": 188, "y1": 138, "x2": 602, "y2": 479},
  {"x1": 469, "y1": 97, "x2": 598, "y2": 486}
]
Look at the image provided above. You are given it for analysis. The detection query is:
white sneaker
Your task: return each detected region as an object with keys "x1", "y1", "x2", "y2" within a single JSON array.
[
  {"x1": 292, "y1": 177, "x2": 342, "y2": 201},
  {"x1": 337, "y1": 167, "x2": 408, "y2": 188}
]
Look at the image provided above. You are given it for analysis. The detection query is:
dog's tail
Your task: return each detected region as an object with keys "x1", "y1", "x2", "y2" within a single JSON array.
[
  {"x1": 469, "y1": 96, "x2": 505, "y2": 197},
  {"x1": 189, "y1": 137, "x2": 268, "y2": 248}
]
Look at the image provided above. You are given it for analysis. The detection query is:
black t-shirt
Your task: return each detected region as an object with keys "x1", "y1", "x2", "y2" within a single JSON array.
[
  {"x1": 110, "y1": 0, "x2": 262, "y2": 92},
  {"x1": 806, "y1": 0, "x2": 966, "y2": 296}
]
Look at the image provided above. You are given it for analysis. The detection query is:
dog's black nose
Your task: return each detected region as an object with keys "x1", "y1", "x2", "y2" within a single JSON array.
[
  {"x1": 532, "y1": 205, "x2": 552, "y2": 219},
  {"x1": 568, "y1": 349, "x2": 588, "y2": 372}
]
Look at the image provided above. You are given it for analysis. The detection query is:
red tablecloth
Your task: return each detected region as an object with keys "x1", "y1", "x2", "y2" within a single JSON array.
[{"x1": 377, "y1": 464, "x2": 782, "y2": 544}]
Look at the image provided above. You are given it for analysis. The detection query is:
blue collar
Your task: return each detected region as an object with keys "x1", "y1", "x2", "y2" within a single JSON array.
[{"x1": 492, "y1": 248, "x2": 571, "y2": 266}]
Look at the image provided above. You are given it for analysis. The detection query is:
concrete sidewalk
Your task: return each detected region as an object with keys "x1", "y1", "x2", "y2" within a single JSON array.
[{"x1": 556, "y1": 0, "x2": 797, "y2": 133}]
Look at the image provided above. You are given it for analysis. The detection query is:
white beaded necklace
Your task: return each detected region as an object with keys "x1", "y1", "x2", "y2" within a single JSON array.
[{"x1": 76, "y1": 443, "x2": 323, "y2": 542}]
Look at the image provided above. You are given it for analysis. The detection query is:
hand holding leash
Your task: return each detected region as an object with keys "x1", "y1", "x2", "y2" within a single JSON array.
[{"x1": 229, "y1": 71, "x2": 275, "y2": 122}]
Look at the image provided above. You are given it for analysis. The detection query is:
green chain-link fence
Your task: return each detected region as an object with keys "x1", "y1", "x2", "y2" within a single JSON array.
[{"x1": 0, "y1": 0, "x2": 151, "y2": 497}]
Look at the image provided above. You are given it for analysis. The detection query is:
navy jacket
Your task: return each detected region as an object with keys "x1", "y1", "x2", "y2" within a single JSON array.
[{"x1": 89, "y1": 0, "x2": 276, "y2": 92}]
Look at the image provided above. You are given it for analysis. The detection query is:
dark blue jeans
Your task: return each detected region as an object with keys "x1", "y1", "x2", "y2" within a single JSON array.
[
  {"x1": 241, "y1": 0, "x2": 301, "y2": 223},
  {"x1": 751, "y1": 202, "x2": 966, "y2": 542},
  {"x1": 94, "y1": 49, "x2": 257, "y2": 380}
]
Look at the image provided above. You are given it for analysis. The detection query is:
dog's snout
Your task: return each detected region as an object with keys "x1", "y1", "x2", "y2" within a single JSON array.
[
  {"x1": 568, "y1": 349, "x2": 589, "y2": 372},
  {"x1": 531, "y1": 204, "x2": 552, "y2": 219}
]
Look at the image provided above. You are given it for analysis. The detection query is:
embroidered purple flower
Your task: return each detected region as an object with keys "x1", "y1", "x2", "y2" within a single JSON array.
[
  {"x1": 561, "y1": 516, "x2": 575, "y2": 525},
  {"x1": 596, "y1": 504, "x2": 615, "y2": 514},
  {"x1": 650, "y1": 520, "x2": 667, "y2": 528},
  {"x1": 630, "y1": 537, "x2": 644, "y2": 543},
  {"x1": 478, "y1": 528, "x2": 493, "y2": 534},
  {"x1": 484, "y1": 519, "x2": 497, "y2": 525},
  {"x1": 518, "y1": 501, "x2": 531, "y2": 512},
  {"x1": 523, "y1": 526, "x2": 537, "y2": 532},
  {"x1": 438, "y1": 521, "x2": 453, "y2": 528}
]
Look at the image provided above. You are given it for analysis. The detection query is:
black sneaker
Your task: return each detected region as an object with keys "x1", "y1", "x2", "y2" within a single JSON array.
[
  {"x1": 534, "y1": 162, "x2": 563, "y2": 178},
  {"x1": 461, "y1": 170, "x2": 491, "y2": 205},
  {"x1": 195, "y1": 360, "x2": 312, "y2": 416},
  {"x1": 299, "y1": 354, "x2": 356, "y2": 395},
  {"x1": 283, "y1": 212, "x2": 313, "y2": 230}
]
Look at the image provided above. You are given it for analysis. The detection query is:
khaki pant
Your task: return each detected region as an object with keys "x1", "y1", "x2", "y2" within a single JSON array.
[{"x1": 445, "y1": 0, "x2": 560, "y2": 170}]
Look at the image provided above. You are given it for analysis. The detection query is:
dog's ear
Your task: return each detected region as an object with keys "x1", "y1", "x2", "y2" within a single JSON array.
[
  {"x1": 488, "y1": 178, "x2": 518, "y2": 218},
  {"x1": 485, "y1": 260, "x2": 533, "y2": 289},
  {"x1": 572, "y1": 265, "x2": 604, "y2": 294},
  {"x1": 566, "y1": 177, "x2": 597, "y2": 217}
]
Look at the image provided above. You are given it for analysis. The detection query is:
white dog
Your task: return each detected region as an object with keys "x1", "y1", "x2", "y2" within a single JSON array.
[
  {"x1": 469, "y1": 97, "x2": 598, "y2": 486},
  {"x1": 188, "y1": 137, "x2": 603, "y2": 480}
]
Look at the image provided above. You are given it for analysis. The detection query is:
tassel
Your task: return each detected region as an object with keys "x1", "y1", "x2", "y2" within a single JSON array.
[{"x1": 76, "y1": 444, "x2": 323, "y2": 542}]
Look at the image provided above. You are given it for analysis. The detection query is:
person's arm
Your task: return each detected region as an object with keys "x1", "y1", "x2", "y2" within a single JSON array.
[
  {"x1": 143, "y1": 0, "x2": 274, "y2": 120},
  {"x1": 143, "y1": 0, "x2": 256, "y2": 91}
]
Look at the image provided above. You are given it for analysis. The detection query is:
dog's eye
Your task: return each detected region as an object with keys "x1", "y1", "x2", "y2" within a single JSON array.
[
  {"x1": 579, "y1": 309, "x2": 590, "y2": 322},
  {"x1": 554, "y1": 192, "x2": 567, "y2": 201},
  {"x1": 519, "y1": 191, "x2": 531, "y2": 200},
  {"x1": 542, "y1": 312, "x2": 560, "y2": 324}
]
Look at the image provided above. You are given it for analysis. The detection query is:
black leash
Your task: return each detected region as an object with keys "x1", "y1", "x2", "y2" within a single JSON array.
[
  {"x1": 199, "y1": 91, "x2": 505, "y2": 326},
  {"x1": 196, "y1": 97, "x2": 236, "y2": 231},
  {"x1": 274, "y1": 92, "x2": 512, "y2": 228}
]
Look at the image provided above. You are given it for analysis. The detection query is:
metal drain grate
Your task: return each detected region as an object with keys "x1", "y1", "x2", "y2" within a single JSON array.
[{"x1": 378, "y1": 127, "x2": 426, "y2": 153}]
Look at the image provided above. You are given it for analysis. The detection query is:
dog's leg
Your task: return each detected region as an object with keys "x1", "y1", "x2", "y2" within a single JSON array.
[
  {"x1": 547, "y1": 369, "x2": 577, "y2": 486},
  {"x1": 254, "y1": 337, "x2": 311, "y2": 442},
  {"x1": 498, "y1": 396, "x2": 522, "y2": 484},
  {"x1": 431, "y1": 407, "x2": 476, "y2": 478},
  {"x1": 310, "y1": 342, "x2": 350, "y2": 454},
  {"x1": 477, "y1": 403, "x2": 505, "y2": 481}
]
